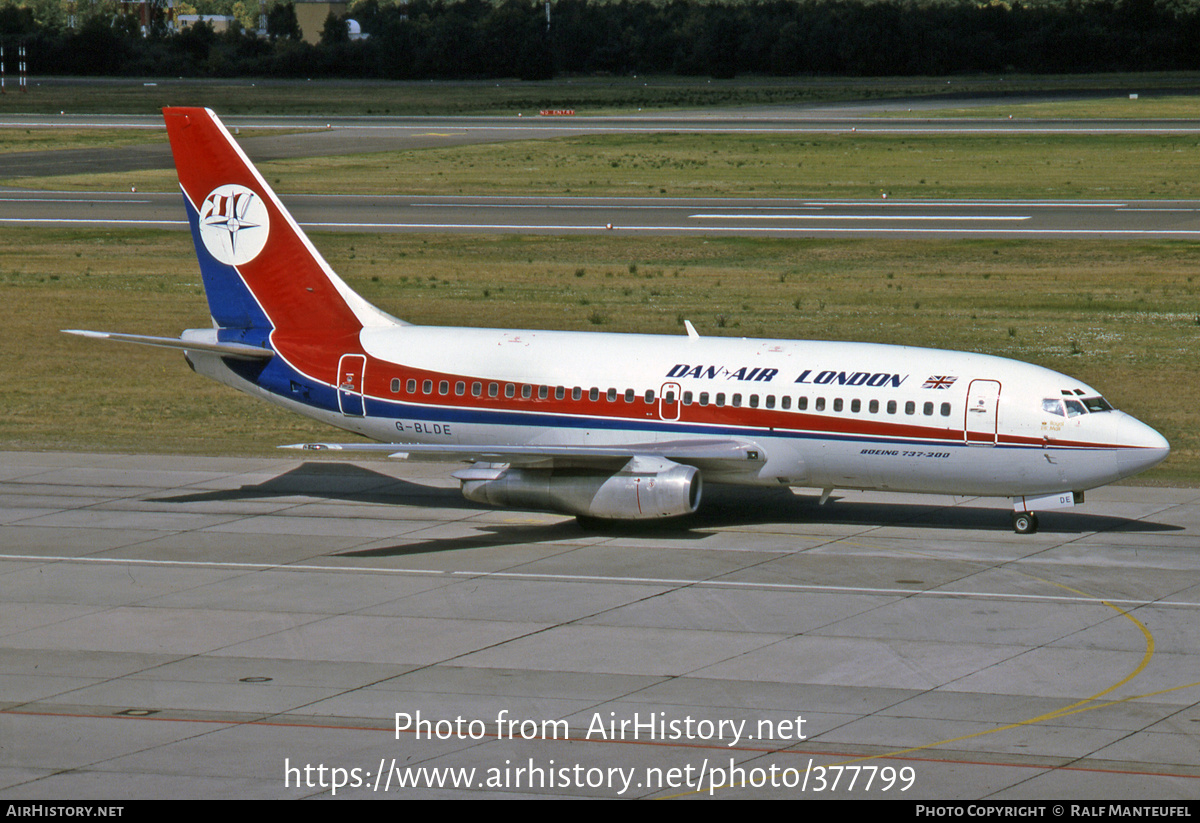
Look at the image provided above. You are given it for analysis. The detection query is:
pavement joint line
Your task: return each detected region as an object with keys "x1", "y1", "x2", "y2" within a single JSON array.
[{"x1": 3, "y1": 552, "x2": 1199, "y2": 610}]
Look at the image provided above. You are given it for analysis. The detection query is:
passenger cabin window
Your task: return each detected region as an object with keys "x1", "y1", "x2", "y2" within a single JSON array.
[
  {"x1": 815, "y1": 398, "x2": 825, "y2": 412},
  {"x1": 940, "y1": 402, "x2": 951, "y2": 417},
  {"x1": 923, "y1": 402, "x2": 933, "y2": 416},
  {"x1": 521, "y1": 384, "x2": 532, "y2": 399},
  {"x1": 851, "y1": 399, "x2": 860, "y2": 413},
  {"x1": 589, "y1": 388, "x2": 599, "y2": 402},
  {"x1": 699, "y1": 392, "x2": 709, "y2": 406},
  {"x1": 869, "y1": 399, "x2": 879, "y2": 414},
  {"x1": 439, "y1": 380, "x2": 449, "y2": 395},
  {"x1": 456, "y1": 381, "x2": 465, "y2": 396},
  {"x1": 423, "y1": 380, "x2": 433, "y2": 394},
  {"x1": 798, "y1": 397, "x2": 808, "y2": 411},
  {"x1": 905, "y1": 401, "x2": 915, "y2": 415},
  {"x1": 683, "y1": 391, "x2": 693, "y2": 405},
  {"x1": 832, "y1": 398, "x2": 843, "y2": 412},
  {"x1": 624, "y1": 389, "x2": 635, "y2": 403},
  {"x1": 573, "y1": 387, "x2": 582, "y2": 401},
  {"x1": 781, "y1": 396, "x2": 791, "y2": 410},
  {"x1": 472, "y1": 382, "x2": 482, "y2": 397},
  {"x1": 407, "y1": 379, "x2": 417, "y2": 394},
  {"x1": 391, "y1": 378, "x2": 401, "y2": 393},
  {"x1": 887, "y1": 400, "x2": 897, "y2": 414}
]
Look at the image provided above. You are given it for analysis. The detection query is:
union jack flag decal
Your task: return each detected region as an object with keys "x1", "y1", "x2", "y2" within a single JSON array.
[{"x1": 923, "y1": 375, "x2": 957, "y2": 389}]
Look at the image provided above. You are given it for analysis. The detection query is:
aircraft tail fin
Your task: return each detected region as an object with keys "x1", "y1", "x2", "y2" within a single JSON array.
[{"x1": 163, "y1": 107, "x2": 399, "y2": 344}]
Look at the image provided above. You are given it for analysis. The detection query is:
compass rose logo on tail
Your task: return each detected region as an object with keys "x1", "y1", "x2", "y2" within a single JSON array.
[{"x1": 198, "y1": 184, "x2": 270, "y2": 266}]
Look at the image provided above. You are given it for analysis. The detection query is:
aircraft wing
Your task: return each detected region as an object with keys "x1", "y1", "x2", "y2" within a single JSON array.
[{"x1": 280, "y1": 438, "x2": 766, "y2": 472}]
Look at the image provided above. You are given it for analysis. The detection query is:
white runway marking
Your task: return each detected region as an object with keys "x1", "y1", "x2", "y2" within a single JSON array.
[
  {"x1": 689, "y1": 214, "x2": 1033, "y2": 221},
  {"x1": 805, "y1": 199, "x2": 1127, "y2": 207},
  {"x1": 296, "y1": 221, "x2": 1200, "y2": 236},
  {"x1": 4, "y1": 216, "x2": 1200, "y2": 237},
  {"x1": 5, "y1": 120, "x2": 1200, "y2": 136},
  {"x1": 1118, "y1": 207, "x2": 1200, "y2": 212},
  {"x1": 410, "y1": 202, "x2": 825, "y2": 211},
  {"x1": 4, "y1": 552, "x2": 1199, "y2": 610},
  {"x1": 0, "y1": 196, "x2": 153, "y2": 204},
  {"x1": 0, "y1": 217, "x2": 186, "y2": 226}
]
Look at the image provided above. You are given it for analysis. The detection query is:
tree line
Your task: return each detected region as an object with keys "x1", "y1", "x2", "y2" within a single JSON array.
[{"x1": 0, "y1": 0, "x2": 1197, "y2": 79}]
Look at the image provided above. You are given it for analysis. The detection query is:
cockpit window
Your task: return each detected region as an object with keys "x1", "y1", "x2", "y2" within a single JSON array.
[{"x1": 1045, "y1": 396, "x2": 1114, "y2": 416}]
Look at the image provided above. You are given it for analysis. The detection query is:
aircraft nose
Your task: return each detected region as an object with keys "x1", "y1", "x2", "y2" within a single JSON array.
[{"x1": 1113, "y1": 413, "x2": 1170, "y2": 478}]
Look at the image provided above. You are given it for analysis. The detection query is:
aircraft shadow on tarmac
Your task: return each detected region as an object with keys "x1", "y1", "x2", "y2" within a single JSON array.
[
  {"x1": 694, "y1": 486, "x2": 1182, "y2": 534},
  {"x1": 157, "y1": 461, "x2": 480, "y2": 510},
  {"x1": 154, "y1": 462, "x2": 1179, "y2": 556}
]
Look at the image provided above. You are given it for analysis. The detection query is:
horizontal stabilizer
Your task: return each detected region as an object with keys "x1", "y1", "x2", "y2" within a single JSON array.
[{"x1": 63, "y1": 330, "x2": 274, "y2": 361}]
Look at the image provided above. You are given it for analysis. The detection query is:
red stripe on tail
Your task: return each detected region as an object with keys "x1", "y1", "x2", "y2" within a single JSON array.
[{"x1": 164, "y1": 107, "x2": 364, "y2": 343}]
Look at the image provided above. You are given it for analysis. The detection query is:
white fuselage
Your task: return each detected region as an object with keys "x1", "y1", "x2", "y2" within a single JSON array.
[{"x1": 189, "y1": 323, "x2": 1170, "y2": 500}]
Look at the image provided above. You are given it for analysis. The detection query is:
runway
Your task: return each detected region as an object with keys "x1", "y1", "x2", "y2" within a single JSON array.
[
  {"x1": 2, "y1": 107, "x2": 1199, "y2": 181},
  {"x1": 5, "y1": 189, "x2": 1200, "y2": 238},
  {"x1": 5, "y1": 111, "x2": 1200, "y2": 138},
  {"x1": 2, "y1": 450, "x2": 1199, "y2": 798}
]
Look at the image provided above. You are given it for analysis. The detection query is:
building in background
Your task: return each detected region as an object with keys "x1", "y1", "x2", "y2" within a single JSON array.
[
  {"x1": 293, "y1": 0, "x2": 345, "y2": 44},
  {"x1": 176, "y1": 13, "x2": 235, "y2": 33}
]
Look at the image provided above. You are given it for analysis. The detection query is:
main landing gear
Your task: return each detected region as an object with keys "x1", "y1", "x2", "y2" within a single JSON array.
[{"x1": 1011, "y1": 511, "x2": 1039, "y2": 534}]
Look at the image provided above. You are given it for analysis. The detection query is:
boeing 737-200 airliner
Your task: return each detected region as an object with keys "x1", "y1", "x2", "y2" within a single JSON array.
[{"x1": 66, "y1": 107, "x2": 1170, "y2": 533}]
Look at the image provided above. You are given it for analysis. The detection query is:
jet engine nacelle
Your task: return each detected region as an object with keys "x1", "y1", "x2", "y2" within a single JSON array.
[{"x1": 459, "y1": 456, "x2": 702, "y2": 520}]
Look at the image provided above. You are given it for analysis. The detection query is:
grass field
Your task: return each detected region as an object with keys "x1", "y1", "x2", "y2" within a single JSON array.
[
  {"x1": 0, "y1": 127, "x2": 165, "y2": 154},
  {"x1": 6, "y1": 229, "x2": 1197, "y2": 484},
  {"x1": 18, "y1": 132, "x2": 1200, "y2": 201},
  {"x1": 924, "y1": 94, "x2": 1200, "y2": 119}
]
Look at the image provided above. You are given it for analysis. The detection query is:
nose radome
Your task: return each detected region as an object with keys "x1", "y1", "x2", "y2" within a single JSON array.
[{"x1": 1114, "y1": 413, "x2": 1170, "y2": 478}]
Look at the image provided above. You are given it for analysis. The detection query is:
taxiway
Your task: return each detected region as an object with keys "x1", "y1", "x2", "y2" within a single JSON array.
[
  {"x1": 2, "y1": 451, "x2": 1199, "y2": 798},
  {"x1": 4, "y1": 189, "x2": 1200, "y2": 238},
  {"x1": 1, "y1": 106, "x2": 1199, "y2": 179}
]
